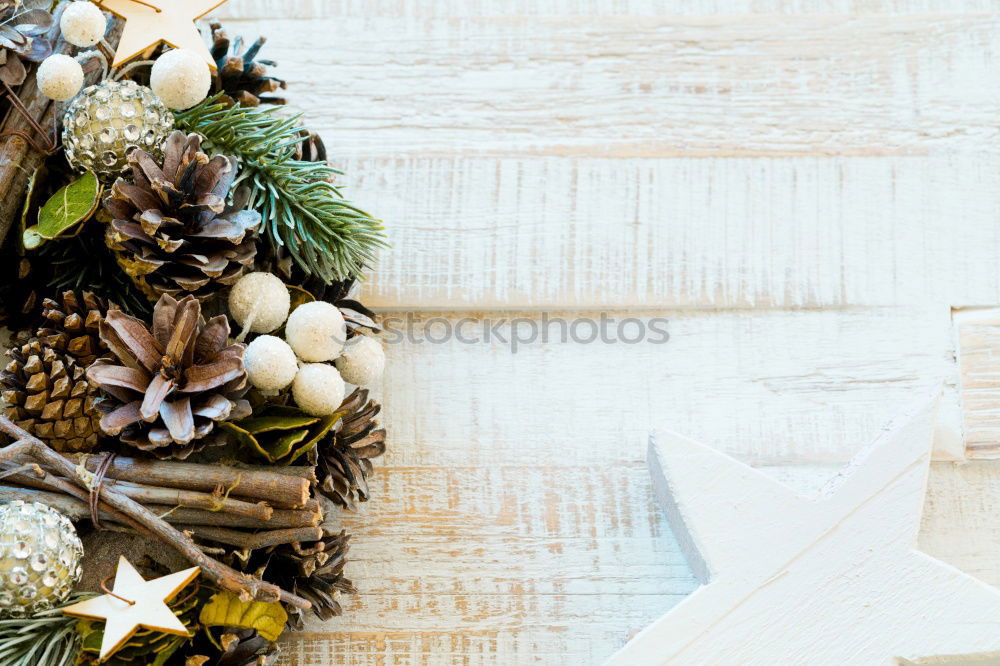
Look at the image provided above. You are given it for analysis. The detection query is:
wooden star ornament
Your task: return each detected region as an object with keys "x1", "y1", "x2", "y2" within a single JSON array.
[
  {"x1": 94, "y1": 0, "x2": 227, "y2": 69},
  {"x1": 62, "y1": 557, "x2": 199, "y2": 661},
  {"x1": 608, "y1": 387, "x2": 1000, "y2": 665}
]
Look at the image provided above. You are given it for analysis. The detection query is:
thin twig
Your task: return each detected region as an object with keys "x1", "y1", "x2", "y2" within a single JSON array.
[{"x1": 0, "y1": 415, "x2": 311, "y2": 610}]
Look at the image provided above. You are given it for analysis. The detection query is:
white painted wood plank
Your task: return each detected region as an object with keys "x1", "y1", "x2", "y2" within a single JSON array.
[
  {"x1": 954, "y1": 308, "x2": 1000, "y2": 459},
  {"x1": 216, "y1": 2, "x2": 1000, "y2": 21},
  {"x1": 373, "y1": 307, "x2": 963, "y2": 465},
  {"x1": 271, "y1": 459, "x2": 1000, "y2": 664},
  {"x1": 207, "y1": 15, "x2": 1000, "y2": 158},
  {"x1": 345, "y1": 156, "x2": 1000, "y2": 309}
]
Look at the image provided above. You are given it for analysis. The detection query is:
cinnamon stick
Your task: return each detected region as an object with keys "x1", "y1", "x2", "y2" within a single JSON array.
[
  {"x1": 10, "y1": 472, "x2": 274, "y2": 522},
  {"x1": 180, "y1": 525, "x2": 324, "y2": 550},
  {"x1": 0, "y1": 417, "x2": 311, "y2": 609},
  {"x1": 5, "y1": 472, "x2": 318, "y2": 528},
  {"x1": 68, "y1": 454, "x2": 311, "y2": 509}
]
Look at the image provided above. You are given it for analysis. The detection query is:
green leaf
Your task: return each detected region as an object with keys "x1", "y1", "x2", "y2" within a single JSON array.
[
  {"x1": 221, "y1": 408, "x2": 341, "y2": 464},
  {"x1": 199, "y1": 591, "x2": 287, "y2": 643},
  {"x1": 236, "y1": 414, "x2": 320, "y2": 434},
  {"x1": 24, "y1": 171, "x2": 101, "y2": 248}
]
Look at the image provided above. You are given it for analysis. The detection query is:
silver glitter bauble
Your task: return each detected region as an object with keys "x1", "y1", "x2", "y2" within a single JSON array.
[
  {"x1": 62, "y1": 79, "x2": 175, "y2": 181},
  {"x1": 0, "y1": 501, "x2": 83, "y2": 618}
]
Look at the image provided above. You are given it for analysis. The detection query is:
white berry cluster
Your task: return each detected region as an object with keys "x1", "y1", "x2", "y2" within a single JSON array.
[
  {"x1": 229, "y1": 273, "x2": 386, "y2": 416},
  {"x1": 39, "y1": 1, "x2": 210, "y2": 111}
]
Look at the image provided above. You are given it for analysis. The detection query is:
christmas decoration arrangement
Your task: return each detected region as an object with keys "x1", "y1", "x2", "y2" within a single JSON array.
[{"x1": 0, "y1": 1, "x2": 389, "y2": 663}]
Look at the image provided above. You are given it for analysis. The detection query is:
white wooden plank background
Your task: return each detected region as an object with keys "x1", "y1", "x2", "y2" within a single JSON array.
[{"x1": 206, "y1": 2, "x2": 1000, "y2": 663}]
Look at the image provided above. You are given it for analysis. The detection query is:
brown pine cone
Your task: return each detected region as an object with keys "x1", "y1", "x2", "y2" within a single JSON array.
[
  {"x1": 238, "y1": 529, "x2": 355, "y2": 630},
  {"x1": 1, "y1": 339, "x2": 102, "y2": 452},
  {"x1": 315, "y1": 388, "x2": 387, "y2": 510},
  {"x1": 36, "y1": 291, "x2": 114, "y2": 367},
  {"x1": 87, "y1": 294, "x2": 251, "y2": 459},
  {"x1": 103, "y1": 131, "x2": 261, "y2": 301},
  {"x1": 210, "y1": 23, "x2": 287, "y2": 107}
]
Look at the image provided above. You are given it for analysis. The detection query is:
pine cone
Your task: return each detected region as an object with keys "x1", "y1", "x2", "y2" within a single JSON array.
[
  {"x1": 88, "y1": 294, "x2": 251, "y2": 459},
  {"x1": 0, "y1": 339, "x2": 102, "y2": 453},
  {"x1": 239, "y1": 529, "x2": 355, "y2": 629},
  {"x1": 294, "y1": 130, "x2": 327, "y2": 164},
  {"x1": 36, "y1": 291, "x2": 113, "y2": 367},
  {"x1": 210, "y1": 23, "x2": 287, "y2": 107},
  {"x1": 315, "y1": 388, "x2": 387, "y2": 510},
  {"x1": 104, "y1": 131, "x2": 261, "y2": 301},
  {"x1": 194, "y1": 629, "x2": 281, "y2": 666}
]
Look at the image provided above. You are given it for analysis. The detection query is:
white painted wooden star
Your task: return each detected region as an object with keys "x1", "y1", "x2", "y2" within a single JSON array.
[
  {"x1": 608, "y1": 388, "x2": 1000, "y2": 665},
  {"x1": 62, "y1": 556, "x2": 199, "y2": 661},
  {"x1": 94, "y1": 0, "x2": 227, "y2": 68}
]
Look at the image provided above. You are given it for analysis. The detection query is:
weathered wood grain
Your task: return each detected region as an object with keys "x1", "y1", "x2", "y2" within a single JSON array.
[
  {"x1": 373, "y1": 307, "x2": 963, "y2": 464},
  {"x1": 216, "y1": 1, "x2": 1000, "y2": 18},
  {"x1": 336, "y1": 156, "x2": 1000, "y2": 309},
  {"x1": 271, "y1": 459, "x2": 1000, "y2": 664},
  {"x1": 954, "y1": 308, "x2": 1000, "y2": 460},
  {"x1": 198, "y1": 2, "x2": 1000, "y2": 664},
  {"x1": 210, "y1": 15, "x2": 998, "y2": 158}
]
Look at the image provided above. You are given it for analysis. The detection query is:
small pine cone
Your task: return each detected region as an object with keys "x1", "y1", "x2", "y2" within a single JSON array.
[
  {"x1": 103, "y1": 131, "x2": 261, "y2": 302},
  {"x1": 315, "y1": 388, "x2": 387, "y2": 511},
  {"x1": 236, "y1": 529, "x2": 354, "y2": 630},
  {"x1": 1, "y1": 339, "x2": 102, "y2": 453},
  {"x1": 88, "y1": 294, "x2": 252, "y2": 459},
  {"x1": 36, "y1": 291, "x2": 114, "y2": 367},
  {"x1": 210, "y1": 23, "x2": 287, "y2": 107}
]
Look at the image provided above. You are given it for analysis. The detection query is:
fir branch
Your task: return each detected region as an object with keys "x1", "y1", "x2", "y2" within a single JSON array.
[
  {"x1": 0, "y1": 597, "x2": 88, "y2": 666},
  {"x1": 175, "y1": 97, "x2": 387, "y2": 284}
]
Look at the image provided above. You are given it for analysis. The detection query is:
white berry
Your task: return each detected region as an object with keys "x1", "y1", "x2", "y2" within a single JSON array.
[
  {"x1": 292, "y1": 363, "x2": 346, "y2": 416},
  {"x1": 228, "y1": 272, "x2": 290, "y2": 334},
  {"x1": 285, "y1": 301, "x2": 347, "y2": 362},
  {"x1": 150, "y1": 48, "x2": 212, "y2": 110},
  {"x1": 36, "y1": 54, "x2": 84, "y2": 102},
  {"x1": 60, "y1": 1, "x2": 107, "y2": 47},
  {"x1": 335, "y1": 335, "x2": 385, "y2": 386},
  {"x1": 244, "y1": 335, "x2": 298, "y2": 391}
]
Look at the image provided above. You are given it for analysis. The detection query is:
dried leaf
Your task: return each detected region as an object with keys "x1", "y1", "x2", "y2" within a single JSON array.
[
  {"x1": 221, "y1": 408, "x2": 340, "y2": 464},
  {"x1": 199, "y1": 591, "x2": 287, "y2": 643},
  {"x1": 24, "y1": 172, "x2": 101, "y2": 248}
]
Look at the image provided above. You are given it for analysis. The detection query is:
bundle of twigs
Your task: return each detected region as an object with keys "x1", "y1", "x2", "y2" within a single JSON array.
[{"x1": 0, "y1": 414, "x2": 312, "y2": 611}]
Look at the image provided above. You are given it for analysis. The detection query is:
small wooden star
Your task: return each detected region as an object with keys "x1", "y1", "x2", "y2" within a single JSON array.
[
  {"x1": 94, "y1": 0, "x2": 228, "y2": 69},
  {"x1": 62, "y1": 556, "x2": 200, "y2": 662}
]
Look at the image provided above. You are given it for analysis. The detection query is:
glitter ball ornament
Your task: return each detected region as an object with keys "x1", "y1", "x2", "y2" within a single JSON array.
[
  {"x1": 335, "y1": 335, "x2": 386, "y2": 386},
  {"x1": 62, "y1": 79, "x2": 174, "y2": 181},
  {"x1": 293, "y1": 363, "x2": 346, "y2": 416},
  {"x1": 245, "y1": 334, "x2": 298, "y2": 391},
  {"x1": 60, "y1": 1, "x2": 107, "y2": 48},
  {"x1": 150, "y1": 48, "x2": 212, "y2": 110},
  {"x1": 0, "y1": 501, "x2": 83, "y2": 618},
  {"x1": 285, "y1": 301, "x2": 347, "y2": 362},
  {"x1": 36, "y1": 54, "x2": 84, "y2": 101}
]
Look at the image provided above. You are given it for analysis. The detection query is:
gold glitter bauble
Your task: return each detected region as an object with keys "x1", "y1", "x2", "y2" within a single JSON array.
[
  {"x1": 62, "y1": 79, "x2": 175, "y2": 181},
  {"x1": 0, "y1": 501, "x2": 83, "y2": 618}
]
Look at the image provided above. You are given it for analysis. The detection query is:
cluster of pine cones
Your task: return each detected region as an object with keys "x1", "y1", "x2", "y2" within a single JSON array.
[{"x1": 2, "y1": 125, "x2": 385, "y2": 496}]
